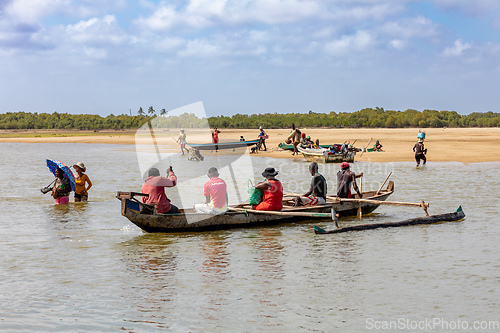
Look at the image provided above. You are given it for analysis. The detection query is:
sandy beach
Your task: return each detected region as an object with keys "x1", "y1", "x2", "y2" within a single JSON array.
[{"x1": 1, "y1": 127, "x2": 499, "y2": 163}]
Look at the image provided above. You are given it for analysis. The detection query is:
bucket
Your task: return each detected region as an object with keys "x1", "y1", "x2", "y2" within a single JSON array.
[{"x1": 417, "y1": 131, "x2": 426, "y2": 139}]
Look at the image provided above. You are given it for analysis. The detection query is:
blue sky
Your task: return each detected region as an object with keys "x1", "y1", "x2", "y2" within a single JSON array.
[{"x1": 1, "y1": 0, "x2": 500, "y2": 117}]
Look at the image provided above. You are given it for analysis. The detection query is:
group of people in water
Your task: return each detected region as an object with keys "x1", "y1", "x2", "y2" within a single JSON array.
[
  {"x1": 140, "y1": 161, "x2": 363, "y2": 215},
  {"x1": 49, "y1": 162, "x2": 92, "y2": 204}
]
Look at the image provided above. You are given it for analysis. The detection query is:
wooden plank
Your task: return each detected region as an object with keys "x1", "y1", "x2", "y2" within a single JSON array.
[{"x1": 227, "y1": 207, "x2": 332, "y2": 218}]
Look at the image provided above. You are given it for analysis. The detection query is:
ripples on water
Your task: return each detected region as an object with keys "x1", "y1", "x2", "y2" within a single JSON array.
[{"x1": 0, "y1": 143, "x2": 499, "y2": 332}]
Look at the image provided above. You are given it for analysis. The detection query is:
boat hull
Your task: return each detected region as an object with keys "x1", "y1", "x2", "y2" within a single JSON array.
[
  {"x1": 298, "y1": 147, "x2": 356, "y2": 163},
  {"x1": 187, "y1": 140, "x2": 259, "y2": 151}
]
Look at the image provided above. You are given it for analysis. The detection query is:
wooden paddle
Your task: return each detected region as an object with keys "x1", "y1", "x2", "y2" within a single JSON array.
[
  {"x1": 359, "y1": 138, "x2": 373, "y2": 157},
  {"x1": 357, "y1": 177, "x2": 363, "y2": 220},
  {"x1": 375, "y1": 172, "x2": 392, "y2": 195}
]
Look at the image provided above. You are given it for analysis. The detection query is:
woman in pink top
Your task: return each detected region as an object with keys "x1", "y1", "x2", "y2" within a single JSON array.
[
  {"x1": 254, "y1": 167, "x2": 283, "y2": 211},
  {"x1": 142, "y1": 167, "x2": 179, "y2": 214}
]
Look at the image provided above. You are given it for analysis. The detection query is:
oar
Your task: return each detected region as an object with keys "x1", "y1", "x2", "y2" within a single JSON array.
[
  {"x1": 375, "y1": 172, "x2": 392, "y2": 195},
  {"x1": 357, "y1": 177, "x2": 363, "y2": 220},
  {"x1": 359, "y1": 138, "x2": 373, "y2": 157}
]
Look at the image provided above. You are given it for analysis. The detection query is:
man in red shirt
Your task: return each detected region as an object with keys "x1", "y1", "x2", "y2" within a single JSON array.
[
  {"x1": 194, "y1": 167, "x2": 228, "y2": 214},
  {"x1": 142, "y1": 167, "x2": 179, "y2": 214}
]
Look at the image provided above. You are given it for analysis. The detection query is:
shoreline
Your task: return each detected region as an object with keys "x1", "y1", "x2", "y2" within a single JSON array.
[{"x1": 1, "y1": 127, "x2": 499, "y2": 163}]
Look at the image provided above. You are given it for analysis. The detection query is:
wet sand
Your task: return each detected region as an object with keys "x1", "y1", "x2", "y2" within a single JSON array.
[{"x1": 1, "y1": 127, "x2": 499, "y2": 163}]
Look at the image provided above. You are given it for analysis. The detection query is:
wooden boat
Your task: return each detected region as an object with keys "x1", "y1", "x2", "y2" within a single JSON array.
[
  {"x1": 116, "y1": 181, "x2": 394, "y2": 232},
  {"x1": 187, "y1": 139, "x2": 259, "y2": 151},
  {"x1": 298, "y1": 147, "x2": 356, "y2": 163},
  {"x1": 278, "y1": 142, "x2": 331, "y2": 150},
  {"x1": 314, "y1": 206, "x2": 465, "y2": 234}
]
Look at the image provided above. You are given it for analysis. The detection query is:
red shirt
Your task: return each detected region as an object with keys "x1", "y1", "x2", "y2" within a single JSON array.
[
  {"x1": 255, "y1": 179, "x2": 283, "y2": 211},
  {"x1": 204, "y1": 177, "x2": 227, "y2": 208},
  {"x1": 212, "y1": 131, "x2": 219, "y2": 143},
  {"x1": 142, "y1": 173, "x2": 177, "y2": 213}
]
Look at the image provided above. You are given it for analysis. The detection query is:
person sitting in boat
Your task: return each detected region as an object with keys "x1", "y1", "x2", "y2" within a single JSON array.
[
  {"x1": 194, "y1": 167, "x2": 228, "y2": 214},
  {"x1": 314, "y1": 139, "x2": 320, "y2": 148},
  {"x1": 253, "y1": 167, "x2": 283, "y2": 211},
  {"x1": 374, "y1": 140, "x2": 383, "y2": 152},
  {"x1": 413, "y1": 138, "x2": 427, "y2": 167},
  {"x1": 336, "y1": 162, "x2": 363, "y2": 199},
  {"x1": 52, "y1": 167, "x2": 71, "y2": 205},
  {"x1": 305, "y1": 136, "x2": 315, "y2": 148},
  {"x1": 73, "y1": 162, "x2": 92, "y2": 202},
  {"x1": 142, "y1": 167, "x2": 180, "y2": 214},
  {"x1": 286, "y1": 124, "x2": 302, "y2": 155},
  {"x1": 293, "y1": 162, "x2": 327, "y2": 206}
]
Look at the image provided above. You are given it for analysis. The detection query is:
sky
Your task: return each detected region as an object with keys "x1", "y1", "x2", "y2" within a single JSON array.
[{"x1": 1, "y1": 0, "x2": 500, "y2": 117}]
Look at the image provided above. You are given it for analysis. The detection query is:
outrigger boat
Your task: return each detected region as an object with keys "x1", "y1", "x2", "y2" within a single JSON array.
[
  {"x1": 186, "y1": 139, "x2": 260, "y2": 161},
  {"x1": 116, "y1": 181, "x2": 395, "y2": 232},
  {"x1": 298, "y1": 147, "x2": 356, "y2": 163}
]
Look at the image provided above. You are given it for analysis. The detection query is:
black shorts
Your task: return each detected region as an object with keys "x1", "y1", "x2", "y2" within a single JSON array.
[
  {"x1": 415, "y1": 153, "x2": 426, "y2": 163},
  {"x1": 75, "y1": 192, "x2": 88, "y2": 199}
]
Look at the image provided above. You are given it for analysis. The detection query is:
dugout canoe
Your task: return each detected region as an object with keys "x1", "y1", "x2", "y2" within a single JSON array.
[
  {"x1": 187, "y1": 139, "x2": 259, "y2": 151},
  {"x1": 298, "y1": 147, "x2": 356, "y2": 163},
  {"x1": 278, "y1": 142, "x2": 332, "y2": 150},
  {"x1": 116, "y1": 181, "x2": 394, "y2": 232},
  {"x1": 314, "y1": 206, "x2": 465, "y2": 234}
]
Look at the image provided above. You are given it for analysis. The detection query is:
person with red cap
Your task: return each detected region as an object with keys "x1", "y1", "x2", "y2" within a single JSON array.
[{"x1": 336, "y1": 162, "x2": 363, "y2": 198}]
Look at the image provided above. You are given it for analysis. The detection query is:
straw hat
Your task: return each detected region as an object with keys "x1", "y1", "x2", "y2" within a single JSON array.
[{"x1": 73, "y1": 162, "x2": 86, "y2": 172}]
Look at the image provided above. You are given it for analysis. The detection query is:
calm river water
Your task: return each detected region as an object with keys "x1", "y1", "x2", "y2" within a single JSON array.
[{"x1": 0, "y1": 142, "x2": 499, "y2": 332}]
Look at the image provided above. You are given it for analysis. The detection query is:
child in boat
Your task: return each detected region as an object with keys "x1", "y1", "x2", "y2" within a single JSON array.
[
  {"x1": 142, "y1": 167, "x2": 179, "y2": 214},
  {"x1": 73, "y1": 162, "x2": 92, "y2": 202},
  {"x1": 293, "y1": 162, "x2": 327, "y2": 206},
  {"x1": 253, "y1": 168, "x2": 283, "y2": 211},
  {"x1": 194, "y1": 167, "x2": 228, "y2": 214}
]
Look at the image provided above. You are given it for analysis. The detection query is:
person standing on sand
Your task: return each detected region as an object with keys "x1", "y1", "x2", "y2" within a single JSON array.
[
  {"x1": 73, "y1": 162, "x2": 92, "y2": 202},
  {"x1": 336, "y1": 162, "x2": 363, "y2": 198},
  {"x1": 258, "y1": 126, "x2": 268, "y2": 151},
  {"x1": 177, "y1": 129, "x2": 189, "y2": 155},
  {"x1": 413, "y1": 139, "x2": 427, "y2": 167},
  {"x1": 212, "y1": 127, "x2": 220, "y2": 152},
  {"x1": 286, "y1": 124, "x2": 302, "y2": 156}
]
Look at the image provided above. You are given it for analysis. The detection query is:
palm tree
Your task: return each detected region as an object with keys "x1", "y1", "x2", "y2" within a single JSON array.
[
  {"x1": 160, "y1": 108, "x2": 167, "y2": 116},
  {"x1": 137, "y1": 107, "x2": 144, "y2": 116},
  {"x1": 148, "y1": 106, "x2": 156, "y2": 117}
]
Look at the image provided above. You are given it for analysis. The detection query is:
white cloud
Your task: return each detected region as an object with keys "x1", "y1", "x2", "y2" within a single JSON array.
[
  {"x1": 443, "y1": 39, "x2": 472, "y2": 56},
  {"x1": 63, "y1": 15, "x2": 127, "y2": 46},
  {"x1": 381, "y1": 16, "x2": 438, "y2": 39},
  {"x1": 324, "y1": 30, "x2": 375, "y2": 56}
]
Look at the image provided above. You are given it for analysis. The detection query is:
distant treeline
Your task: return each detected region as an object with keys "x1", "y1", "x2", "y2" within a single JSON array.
[{"x1": 0, "y1": 108, "x2": 499, "y2": 130}]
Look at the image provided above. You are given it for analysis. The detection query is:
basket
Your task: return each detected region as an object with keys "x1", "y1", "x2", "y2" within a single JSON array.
[{"x1": 248, "y1": 179, "x2": 263, "y2": 205}]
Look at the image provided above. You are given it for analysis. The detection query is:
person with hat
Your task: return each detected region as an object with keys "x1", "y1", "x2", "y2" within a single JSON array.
[
  {"x1": 177, "y1": 128, "x2": 189, "y2": 155},
  {"x1": 374, "y1": 140, "x2": 383, "y2": 152},
  {"x1": 293, "y1": 162, "x2": 327, "y2": 206},
  {"x1": 142, "y1": 166, "x2": 180, "y2": 214},
  {"x1": 73, "y1": 162, "x2": 92, "y2": 202},
  {"x1": 336, "y1": 162, "x2": 363, "y2": 199},
  {"x1": 258, "y1": 126, "x2": 268, "y2": 151},
  {"x1": 194, "y1": 167, "x2": 228, "y2": 214},
  {"x1": 413, "y1": 138, "x2": 427, "y2": 167},
  {"x1": 254, "y1": 167, "x2": 283, "y2": 211}
]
